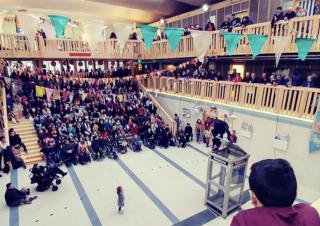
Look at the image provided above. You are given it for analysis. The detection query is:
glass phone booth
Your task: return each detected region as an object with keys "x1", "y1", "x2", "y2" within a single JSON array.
[{"x1": 205, "y1": 142, "x2": 250, "y2": 218}]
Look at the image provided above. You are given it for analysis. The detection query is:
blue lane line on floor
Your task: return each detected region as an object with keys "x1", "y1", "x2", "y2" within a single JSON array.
[
  {"x1": 67, "y1": 166, "x2": 102, "y2": 226},
  {"x1": 187, "y1": 144, "x2": 208, "y2": 157},
  {"x1": 116, "y1": 158, "x2": 179, "y2": 224},
  {"x1": 172, "y1": 209, "x2": 217, "y2": 226},
  {"x1": 151, "y1": 148, "x2": 206, "y2": 189},
  {"x1": 10, "y1": 169, "x2": 19, "y2": 226}
]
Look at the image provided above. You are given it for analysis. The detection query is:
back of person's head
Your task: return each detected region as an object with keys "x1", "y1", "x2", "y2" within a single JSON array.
[
  {"x1": 249, "y1": 159, "x2": 297, "y2": 207},
  {"x1": 6, "y1": 183, "x2": 12, "y2": 189}
]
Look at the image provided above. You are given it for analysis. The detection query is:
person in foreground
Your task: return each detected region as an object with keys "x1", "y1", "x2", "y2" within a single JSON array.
[
  {"x1": 5, "y1": 183, "x2": 37, "y2": 207},
  {"x1": 231, "y1": 159, "x2": 320, "y2": 226}
]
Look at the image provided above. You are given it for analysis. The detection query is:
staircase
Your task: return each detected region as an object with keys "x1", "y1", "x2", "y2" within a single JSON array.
[{"x1": 9, "y1": 118, "x2": 43, "y2": 164}]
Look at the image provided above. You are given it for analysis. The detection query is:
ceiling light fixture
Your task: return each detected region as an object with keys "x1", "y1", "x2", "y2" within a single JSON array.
[{"x1": 202, "y1": 3, "x2": 209, "y2": 12}]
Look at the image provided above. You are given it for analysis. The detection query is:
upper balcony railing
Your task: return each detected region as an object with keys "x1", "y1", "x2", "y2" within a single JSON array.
[
  {"x1": 1, "y1": 15, "x2": 320, "y2": 59},
  {"x1": 140, "y1": 75, "x2": 320, "y2": 121}
]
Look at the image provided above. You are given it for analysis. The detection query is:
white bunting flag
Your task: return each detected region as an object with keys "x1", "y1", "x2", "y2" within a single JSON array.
[
  {"x1": 191, "y1": 30, "x2": 213, "y2": 63},
  {"x1": 273, "y1": 36, "x2": 291, "y2": 67},
  {"x1": 113, "y1": 22, "x2": 133, "y2": 50}
]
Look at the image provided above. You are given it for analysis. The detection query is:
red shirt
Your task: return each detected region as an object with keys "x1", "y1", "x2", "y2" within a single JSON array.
[
  {"x1": 231, "y1": 203, "x2": 320, "y2": 226},
  {"x1": 131, "y1": 125, "x2": 139, "y2": 136}
]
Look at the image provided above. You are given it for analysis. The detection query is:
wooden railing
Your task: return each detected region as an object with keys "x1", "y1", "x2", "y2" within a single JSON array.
[
  {"x1": 2, "y1": 15, "x2": 320, "y2": 59},
  {"x1": 141, "y1": 76, "x2": 320, "y2": 120},
  {"x1": 138, "y1": 80, "x2": 177, "y2": 134}
]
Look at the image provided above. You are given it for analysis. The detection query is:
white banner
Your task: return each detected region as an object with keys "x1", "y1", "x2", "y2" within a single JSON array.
[
  {"x1": 191, "y1": 30, "x2": 213, "y2": 62},
  {"x1": 82, "y1": 21, "x2": 105, "y2": 51},
  {"x1": 273, "y1": 36, "x2": 291, "y2": 67},
  {"x1": 17, "y1": 13, "x2": 40, "y2": 49},
  {"x1": 113, "y1": 22, "x2": 132, "y2": 50}
]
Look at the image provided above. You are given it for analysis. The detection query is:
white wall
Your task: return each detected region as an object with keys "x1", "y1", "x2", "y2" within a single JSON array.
[{"x1": 153, "y1": 92, "x2": 320, "y2": 203}]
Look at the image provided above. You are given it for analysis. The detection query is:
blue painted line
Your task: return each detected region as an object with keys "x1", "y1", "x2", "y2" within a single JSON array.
[
  {"x1": 67, "y1": 166, "x2": 102, "y2": 226},
  {"x1": 151, "y1": 148, "x2": 206, "y2": 189},
  {"x1": 187, "y1": 144, "x2": 208, "y2": 157},
  {"x1": 10, "y1": 169, "x2": 19, "y2": 226},
  {"x1": 172, "y1": 209, "x2": 217, "y2": 226},
  {"x1": 116, "y1": 158, "x2": 179, "y2": 224}
]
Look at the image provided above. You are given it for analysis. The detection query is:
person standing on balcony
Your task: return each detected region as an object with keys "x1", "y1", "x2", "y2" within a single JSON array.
[
  {"x1": 251, "y1": 73, "x2": 260, "y2": 84},
  {"x1": 271, "y1": 6, "x2": 284, "y2": 28},
  {"x1": 220, "y1": 16, "x2": 231, "y2": 32},
  {"x1": 259, "y1": 73, "x2": 270, "y2": 84},
  {"x1": 284, "y1": 7, "x2": 296, "y2": 20},
  {"x1": 242, "y1": 72, "x2": 252, "y2": 83},
  {"x1": 296, "y1": 5, "x2": 307, "y2": 17},
  {"x1": 314, "y1": 0, "x2": 320, "y2": 15},
  {"x1": 205, "y1": 19, "x2": 216, "y2": 31},
  {"x1": 302, "y1": 75, "x2": 316, "y2": 88},
  {"x1": 230, "y1": 14, "x2": 242, "y2": 29},
  {"x1": 241, "y1": 16, "x2": 253, "y2": 27}
]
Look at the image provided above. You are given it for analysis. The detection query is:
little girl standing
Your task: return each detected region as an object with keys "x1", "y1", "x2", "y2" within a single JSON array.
[{"x1": 117, "y1": 186, "x2": 125, "y2": 214}]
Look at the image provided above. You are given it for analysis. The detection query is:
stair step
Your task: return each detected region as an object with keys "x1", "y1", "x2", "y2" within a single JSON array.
[
  {"x1": 9, "y1": 119, "x2": 32, "y2": 125},
  {"x1": 18, "y1": 131, "x2": 37, "y2": 137},
  {"x1": 21, "y1": 138, "x2": 39, "y2": 143},
  {"x1": 25, "y1": 157, "x2": 44, "y2": 164},
  {"x1": 26, "y1": 144, "x2": 41, "y2": 150},
  {"x1": 22, "y1": 140, "x2": 39, "y2": 148},
  {"x1": 10, "y1": 127, "x2": 34, "y2": 133},
  {"x1": 25, "y1": 152, "x2": 43, "y2": 159}
]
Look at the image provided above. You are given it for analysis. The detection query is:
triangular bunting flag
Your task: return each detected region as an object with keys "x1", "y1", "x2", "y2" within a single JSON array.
[
  {"x1": 82, "y1": 21, "x2": 105, "y2": 51},
  {"x1": 273, "y1": 36, "x2": 291, "y2": 67},
  {"x1": 17, "y1": 12, "x2": 40, "y2": 49},
  {"x1": 113, "y1": 22, "x2": 132, "y2": 50},
  {"x1": 53, "y1": 89, "x2": 61, "y2": 100},
  {"x1": 140, "y1": 25, "x2": 158, "y2": 50},
  {"x1": 164, "y1": 27, "x2": 184, "y2": 51},
  {"x1": 40, "y1": 20, "x2": 56, "y2": 39},
  {"x1": 36, "y1": 85, "x2": 45, "y2": 97},
  {"x1": 222, "y1": 33, "x2": 244, "y2": 55},
  {"x1": 247, "y1": 34, "x2": 268, "y2": 59},
  {"x1": 49, "y1": 15, "x2": 69, "y2": 38},
  {"x1": 45, "y1": 88, "x2": 54, "y2": 102},
  {"x1": 191, "y1": 30, "x2": 212, "y2": 62},
  {"x1": 295, "y1": 38, "x2": 316, "y2": 61},
  {"x1": 4, "y1": 77, "x2": 11, "y2": 86}
]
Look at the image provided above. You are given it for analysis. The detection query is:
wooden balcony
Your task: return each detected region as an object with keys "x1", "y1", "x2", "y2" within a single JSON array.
[
  {"x1": 140, "y1": 75, "x2": 320, "y2": 121},
  {"x1": 1, "y1": 15, "x2": 320, "y2": 60}
]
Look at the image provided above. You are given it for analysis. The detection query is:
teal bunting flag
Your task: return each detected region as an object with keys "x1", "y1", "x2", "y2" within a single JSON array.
[
  {"x1": 223, "y1": 33, "x2": 244, "y2": 55},
  {"x1": 247, "y1": 34, "x2": 268, "y2": 58},
  {"x1": 295, "y1": 38, "x2": 316, "y2": 61},
  {"x1": 164, "y1": 27, "x2": 184, "y2": 51},
  {"x1": 139, "y1": 25, "x2": 158, "y2": 50},
  {"x1": 49, "y1": 15, "x2": 69, "y2": 38}
]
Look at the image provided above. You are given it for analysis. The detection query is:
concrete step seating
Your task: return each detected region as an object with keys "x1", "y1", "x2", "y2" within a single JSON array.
[{"x1": 9, "y1": 118, "x2": 43, "y2": 164}]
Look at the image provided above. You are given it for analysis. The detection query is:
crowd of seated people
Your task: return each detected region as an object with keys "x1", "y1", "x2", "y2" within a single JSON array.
[
  {"x1": 161, "y1": 63, "x2": 320, "y2": 88},
  {"x1": 4, "y1": 70, "x2": 192, "y2": 168}
]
